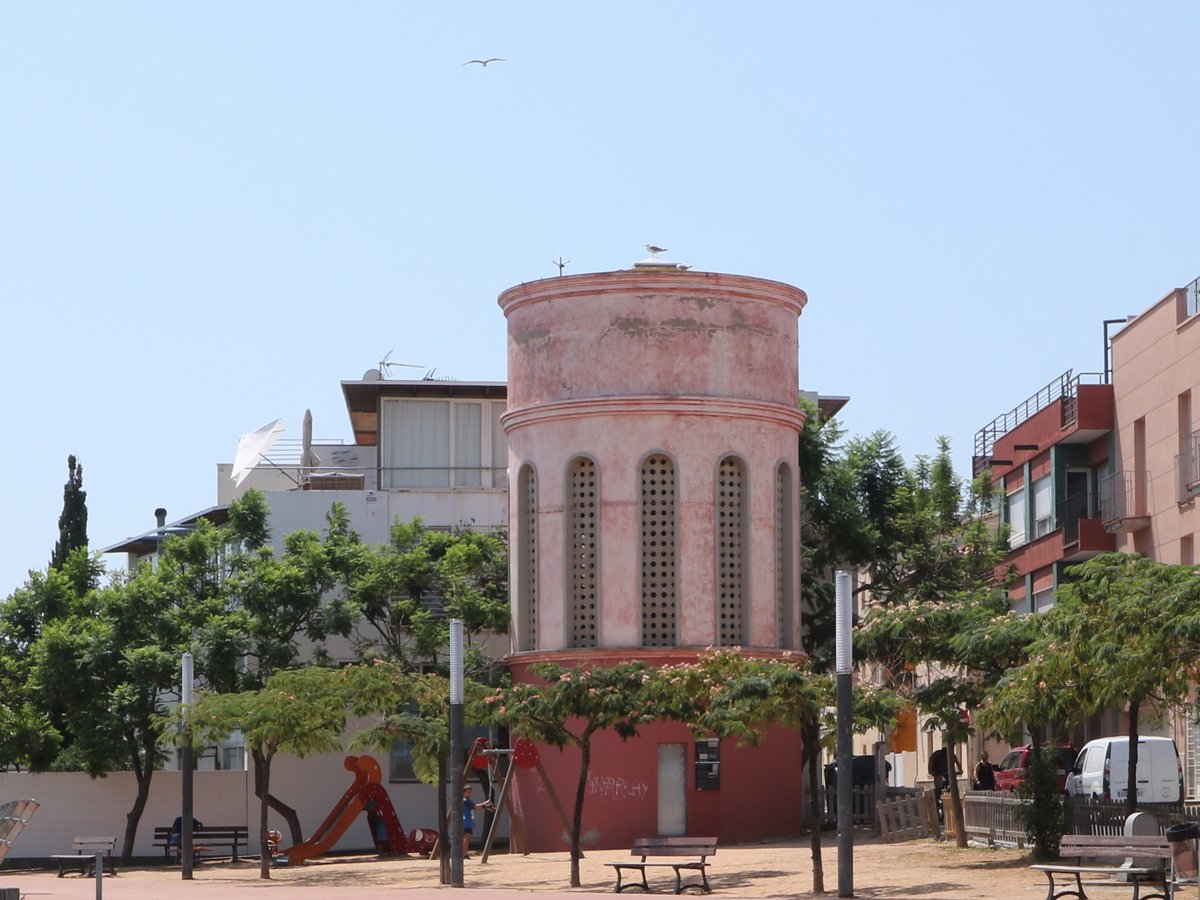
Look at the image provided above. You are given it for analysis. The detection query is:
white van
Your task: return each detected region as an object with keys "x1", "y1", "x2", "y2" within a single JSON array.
[{"x1": 1067, "y1": 736, "x2": 1182, "y2": 804}]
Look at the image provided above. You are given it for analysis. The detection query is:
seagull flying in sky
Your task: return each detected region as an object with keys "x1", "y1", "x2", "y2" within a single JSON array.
[
  {"x1": 463, "y1": 58, "x2": 506, "y2": 67},
  {"x1": 644, "y1": 244, "x2": 668, "y2": 256}
]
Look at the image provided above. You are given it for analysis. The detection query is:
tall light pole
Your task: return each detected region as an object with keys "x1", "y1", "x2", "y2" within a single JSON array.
[
  {"x1": 449, "y1": 619, "x2": 465, "y2": 888},
  {"x1": 835, "y1": 571, "x2": 854, "y2": 898},
  {"x1": 181, "y1": 651, "x2": 195, "y2": 880}
]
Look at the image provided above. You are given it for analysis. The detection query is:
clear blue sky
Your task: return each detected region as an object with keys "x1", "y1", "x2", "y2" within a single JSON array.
[{"x1": 4, "y1": 3, "x2": 1200, "y2": 599}]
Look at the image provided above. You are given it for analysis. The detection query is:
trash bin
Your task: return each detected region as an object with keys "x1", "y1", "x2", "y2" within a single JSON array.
[{"x1": 1166, "y1": 822, "x2": 1200, "y2": 884}]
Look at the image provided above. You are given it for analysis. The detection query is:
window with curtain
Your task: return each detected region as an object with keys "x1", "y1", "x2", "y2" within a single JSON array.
[
  {"x1": 1007, "y1": 489, "x2": 1026, "y2": 548},
  {"x1": 491, "y1": 402, "x2": 508, "y2": 489},
  {"x1": 382, "y1": 399, "x2": 450, "y2": 488},
  {"x1": 454, "y1": 402, "x2": 482, "y2": 487},
  {"x1": 1032, "y1": 476, "x2": 1052, "y2": 539}
]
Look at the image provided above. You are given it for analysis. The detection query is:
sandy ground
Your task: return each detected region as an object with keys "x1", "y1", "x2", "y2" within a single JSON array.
[{"x1": 0, "y1": 833, "x2": 1068, "y2": 899}]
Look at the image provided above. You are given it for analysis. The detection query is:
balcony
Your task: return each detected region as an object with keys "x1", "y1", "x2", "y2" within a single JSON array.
[
  {"x1": 1176, "y1": 430, "x2": 1200, "y2": 503},
  {"x1": 1099, "y1": 470, "x2": 1150, "y2": 534},
  {"x1": 973, "y1": 370, "x2": 1109, "y2": 474}
]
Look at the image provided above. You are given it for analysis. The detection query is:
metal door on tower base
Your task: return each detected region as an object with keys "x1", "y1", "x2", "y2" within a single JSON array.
[{"x1": 658, "y1": 743, "x2": 686, "y2": 835}]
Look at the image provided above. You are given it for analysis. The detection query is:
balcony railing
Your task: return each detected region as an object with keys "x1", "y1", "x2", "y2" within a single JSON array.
[
  {"x1": 1099, "y1": 470, "x2": 1148, "y2": 527},
  {"x1": 1057, "y1": 489, "x2": 1096, "y2": 544},
  {"x1": 973, "y1": 371, "x2": 1106, "y2": 472},
  {"x1": 243, "y1": 462, "x2": 510, "y2": 493}
]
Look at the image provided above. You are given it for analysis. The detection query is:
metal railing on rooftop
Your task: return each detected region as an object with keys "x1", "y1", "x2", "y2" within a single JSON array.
[{"x1": 973, "y1": 370, "x2": 1106, "y2": 469}]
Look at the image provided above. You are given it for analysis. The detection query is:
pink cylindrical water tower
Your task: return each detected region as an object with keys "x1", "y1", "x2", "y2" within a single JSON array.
[
  {"x1": 500, "y1": 266, "x2": 808, "y2": 656},
  {"x1": 498, "y1": 264, "x2": 811, "y2": 850}
]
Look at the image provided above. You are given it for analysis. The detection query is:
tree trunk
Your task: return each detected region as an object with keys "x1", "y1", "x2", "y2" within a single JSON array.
[
  {"x1": 438, "y1": 754, "x2": 450, "y2": 885},
  {"x1": 570, "y1": 734, "x2": 592, "y2": 888},
  {"x1": 252, "y1": 747, "x2": 302, "y2": 845},
  {"x1": 120, "y1": 746, "x2": 153, "y2": 866},
  {"x1": 946, "y1": 736, "x2": 967, "y2": 848},
  {"x1": 1126, "y1": 698, "x2": 1140, "y2": 813},
  {"x1": 804, "y1": 719, "x2": 825, "y2": 894},
  {"x1": 258, "y1": 750, "x2": 273, "y2": 879}
]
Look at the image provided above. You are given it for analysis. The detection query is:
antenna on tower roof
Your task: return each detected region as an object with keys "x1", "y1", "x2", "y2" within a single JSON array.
[{"x1": 379, "y1": 350, "x2": 424, "y2": 379}]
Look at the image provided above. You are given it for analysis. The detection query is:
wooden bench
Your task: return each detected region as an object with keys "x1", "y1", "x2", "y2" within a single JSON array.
[
  {"x1": 1030, "y1": 833, "x2": 1175, "y2": 900},
  {"x1": 49, "y1": 836, "x2": 117, "y2": 877},
  {"x1": 604, "y1": 836, "x2": 717, "y2": 894},
  {"x1": 152, "y1": 825, "x2": 250, "y2": 863}
]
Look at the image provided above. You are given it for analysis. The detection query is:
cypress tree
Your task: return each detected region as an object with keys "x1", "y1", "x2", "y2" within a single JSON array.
[{"x1": 50, "y1": 454, "x2": 88, "y2": 569}]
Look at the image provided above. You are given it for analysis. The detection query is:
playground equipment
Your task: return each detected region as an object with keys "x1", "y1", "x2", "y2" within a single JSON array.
[
  {"x1": 282, "y1": 756, "x2": 406, "y2": 865},
  {"x1": 458, "y1": 737, "x2": 571, "y2": 863},
  {"x1": 0, "y1": 799, "x2": 38, "y2": 866}
]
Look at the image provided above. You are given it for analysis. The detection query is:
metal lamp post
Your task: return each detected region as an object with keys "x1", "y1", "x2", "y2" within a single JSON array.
[
  {"x1": 449, "y1": 619, "x2": 465, "y2": 888},
  {"x1": 181, "y1": 651, "x2": 194, "y2": 880},
  {"x1": 835, "y1": 571, "x2": 854, "y2": 898}
]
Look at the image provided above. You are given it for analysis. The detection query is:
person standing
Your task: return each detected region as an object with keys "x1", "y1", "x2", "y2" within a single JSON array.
[
  {"x1": 974, "y1": 750, "x2": 996, "y2": 791},
  {"x1": 462, "y1": 785, "x2": 493, "y2": 859},
  {"x1": 928, "y1": 746, "x2": 961, "y2": 795}
]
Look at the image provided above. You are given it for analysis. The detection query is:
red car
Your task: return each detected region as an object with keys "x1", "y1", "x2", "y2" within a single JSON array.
[{"x1": 993, "y1": 745, "x2": 1078, "y2": 793}]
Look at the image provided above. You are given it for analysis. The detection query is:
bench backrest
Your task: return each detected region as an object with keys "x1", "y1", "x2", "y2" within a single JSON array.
[
  {"x1": 153, "y1": 825, "x2": 249, "y2": 839},
  {"x1": 631, "y1": 837, "x2": 718, "y2": 859},
  {"x1": 1061, "y1": 834, "x2": 1172, "y2": 859},
  {"x1": 71, "y1": 837, "x2": 116, "y2": 854}
]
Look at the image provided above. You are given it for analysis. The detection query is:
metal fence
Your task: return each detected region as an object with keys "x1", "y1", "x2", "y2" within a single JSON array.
[{"x1": 960, "y1": 792, "x2": 1200, "y2": 848}]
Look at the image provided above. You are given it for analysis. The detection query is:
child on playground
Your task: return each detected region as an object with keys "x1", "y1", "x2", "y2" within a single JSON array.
[{"x1": 462, "y1": 785, "x2": 492, "y2": 859}]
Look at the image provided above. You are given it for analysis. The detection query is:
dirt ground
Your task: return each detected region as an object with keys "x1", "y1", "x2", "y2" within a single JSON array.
[{"x1": 0, "y1": 833, "x2": 1059, "y2": 899}]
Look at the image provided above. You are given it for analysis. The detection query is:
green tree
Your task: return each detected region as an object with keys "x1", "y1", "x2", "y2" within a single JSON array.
[
  {"x1": 50, "y1": 454, "x2": 88, "y2": 571},
  {"x1": 796, "y1": 411, "x2": 910, "y2": 883},
  {"x1": 477, "y1": 661, "x2": 658, "y2": 888},
  {"x1": 1039, "y1": 553, "x2": 1200, "y2": 811},
  {"x1": 177, "y1": 666, "x2": 357, "y2": 879},
  {"x1": 0, "y1": 549, "x2": 103, "y2": 770},
  {"x1": 854, "y1": 437, "x2": 1011, "y2": 846},
  {"x1": 27, "y1": 568, "x2": 187, "y2": 864},
  {"x1": 347, "y1": 518, "x2": 509, "y2": 674},
  {"x1": 193, "y1": 490, "x2": 365, "y2": 843}
]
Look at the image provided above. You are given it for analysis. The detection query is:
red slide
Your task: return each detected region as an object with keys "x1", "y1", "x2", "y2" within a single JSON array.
[{"x1": 283, "y1": 756, "x2": 407, "y2": 865}]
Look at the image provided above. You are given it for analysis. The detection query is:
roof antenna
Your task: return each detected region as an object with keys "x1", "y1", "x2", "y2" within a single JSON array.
[
  {"x1": 553, "y1": 256, "x2": 570, "y2": 276},
  {"x1": 379, "y1": 350, "x2": 423, "y2": 379}
]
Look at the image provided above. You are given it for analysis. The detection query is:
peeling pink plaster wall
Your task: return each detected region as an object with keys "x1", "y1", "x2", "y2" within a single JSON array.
[{"x1": 500, "y1": 269, "x2": 807, "y2": 652}]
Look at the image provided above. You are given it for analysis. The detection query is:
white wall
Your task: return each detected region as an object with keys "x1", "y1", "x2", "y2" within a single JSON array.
[{"x1": 0, "y1": 750, "x2": 448, "y2": 861}]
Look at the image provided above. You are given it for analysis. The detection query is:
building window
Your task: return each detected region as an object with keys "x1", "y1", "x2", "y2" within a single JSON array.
[
  {"x1": 380, "y1": 398, "x2": 507, "y2": 490},
  {"x1": 1007, "y1": 488, "x2": 1026, "y2": 548},
  {"x1": 640, "y1": 454, "x2": 677, "y2": 647},
  {"x1": 775, "y1": 463, "x2": 794, "y2": 649},
  {"x1": 716, "y1": 455, "x2": 746, "y2": 647},
  {"x1": 1033, "y1": 587, "x2": 1055, "y2": 613},
  {"x1": 1032, "y1": 476, "x2": 1053, "y2": 539},
  {"x1": 518, "y1": 464, "x2": 538, "y2": 651},
  {"x1": 1183, "y1": 534, "x2": 1195, "y2": 567},
  {"x1": 568, "y1": 457, "x2": 599, "y2": 648}
]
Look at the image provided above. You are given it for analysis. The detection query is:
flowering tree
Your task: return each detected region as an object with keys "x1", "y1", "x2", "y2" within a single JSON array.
[
  {"x1": 650, "y1": 648, "x2": 899, "y2": 893},
  {"x1": 476, "y1": 661, "x2": 657, "y2": 887}
]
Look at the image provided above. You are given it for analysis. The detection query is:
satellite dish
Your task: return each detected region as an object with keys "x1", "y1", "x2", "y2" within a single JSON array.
[{"x1": 362, "y1": 368, "x2": 382, "y2": 381}]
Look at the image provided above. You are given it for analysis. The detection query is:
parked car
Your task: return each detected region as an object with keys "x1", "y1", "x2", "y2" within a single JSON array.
[
  {"x1": 1066, "y1": 735, "x2": 1182, "y2": 804},
  {"x1": 993, "y1": 744, "x2": 1078, "y2": 793}
]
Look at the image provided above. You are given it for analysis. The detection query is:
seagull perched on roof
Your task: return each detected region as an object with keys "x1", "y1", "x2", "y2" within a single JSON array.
[
  {"x1": 644, "y1": 244, "x2": 668, "y2": 257},
  {"x1": 463, "y1": 57, "x2": 506, "y2": 67}
]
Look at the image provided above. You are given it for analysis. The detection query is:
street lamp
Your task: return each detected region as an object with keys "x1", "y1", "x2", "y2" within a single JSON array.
[
  {"x1": 449, "y1": 619, "x2": 465, "y2": 888},
  {"x1": 835, "y1": 571, "x2": 854, "y2": 898},
  {"x1": 181, "y1": 651, "x2": 195, "y2": 880}
]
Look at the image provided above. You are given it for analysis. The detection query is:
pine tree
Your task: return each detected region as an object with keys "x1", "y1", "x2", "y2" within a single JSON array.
[{"x1": 50, "y1": 454, "x2": 88, "y2": 570}]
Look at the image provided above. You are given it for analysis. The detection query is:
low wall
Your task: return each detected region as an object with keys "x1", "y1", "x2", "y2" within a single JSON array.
[{"x1": 0, "y1": 750, "x2": 452, "y2": 862}]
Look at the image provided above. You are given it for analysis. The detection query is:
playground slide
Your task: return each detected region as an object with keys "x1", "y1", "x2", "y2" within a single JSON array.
[{"x1": 283, "y1": 757, "x2": 406, "y2": 865}]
